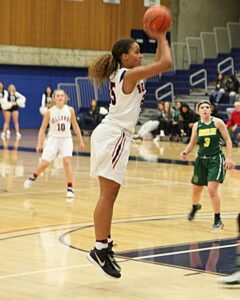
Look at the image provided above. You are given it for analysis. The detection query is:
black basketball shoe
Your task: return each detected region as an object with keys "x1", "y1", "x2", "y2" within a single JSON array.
[
  {"x1": 108, "y1": 241, "x2": 121, "y2": 272},
  {"x1": 187, "y1": 204, "x2": 202, "y2": 221},
  {"x1": 212, "y1": 219, "x2": 224, "y2": 230},
  {"x1": 87, "y1": 247, "x2": 121, "y2": 279}
]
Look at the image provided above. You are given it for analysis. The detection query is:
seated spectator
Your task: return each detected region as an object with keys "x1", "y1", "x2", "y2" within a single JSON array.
[
  {"x1": 133, "y1": 101, "x2": 165, "y2": 140},
  {"x1": 209, "y1": 72, "x2": 227, "y2": 104},
  {"x1": 153, "y1": 101, "x2": 174, "y2": 141},
  {"x1": 225, "y1": 75, "x2": 240, "y2": 104},
  {"x1": 77, "y1": 99, "x2": 106, "y2": 133},
  {"x1": 170, "y1": 101, "x2": 182, "y2": 141},
  {"x1": 178, "y1": 103, "x2": 197, "y2": 143},
  {"x1": 226, "y1": 101, "x2": 240, "y2": 146},
  {"x1": 210, "y1": 102, "x2": 222, "y2": 119}
]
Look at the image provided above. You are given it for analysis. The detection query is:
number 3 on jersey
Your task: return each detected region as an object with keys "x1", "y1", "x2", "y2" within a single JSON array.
[{"x1": 204, "y1": 137, "x2": 210, "y2": 147}]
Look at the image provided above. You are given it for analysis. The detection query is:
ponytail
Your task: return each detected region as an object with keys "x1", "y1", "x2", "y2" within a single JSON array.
[{"x1": 88, "y1": 54, "x2": 118, "y2": 85}]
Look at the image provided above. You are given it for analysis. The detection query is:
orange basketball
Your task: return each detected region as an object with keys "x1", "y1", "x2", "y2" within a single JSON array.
[{"x1": 143, "y1": 5, "x2": 172, "y2": 34}]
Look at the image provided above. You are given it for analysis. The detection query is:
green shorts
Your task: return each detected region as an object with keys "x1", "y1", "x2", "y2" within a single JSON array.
[{"x1": 191, "y1": 153, "x2": 226, "y2": 186}]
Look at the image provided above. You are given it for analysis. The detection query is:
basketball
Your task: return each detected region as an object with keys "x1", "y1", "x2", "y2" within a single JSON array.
[{"x1": 143, "y1": 5, "x2": 172, "y2": 35}]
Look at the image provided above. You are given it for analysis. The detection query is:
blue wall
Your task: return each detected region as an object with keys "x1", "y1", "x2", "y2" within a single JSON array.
[{"x1": 0, "y1": 65, "x2": 88, "y2": 129}]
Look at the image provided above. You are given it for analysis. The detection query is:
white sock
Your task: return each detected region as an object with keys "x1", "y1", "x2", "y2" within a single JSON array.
[{"x1": 95, "y1": 242, "x2": 108, "y2": 250}]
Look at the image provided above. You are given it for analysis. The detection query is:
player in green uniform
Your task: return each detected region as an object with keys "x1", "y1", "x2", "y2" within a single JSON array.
[{"x1": 180, "y1": 100, "x2": 234, "y2": 229}]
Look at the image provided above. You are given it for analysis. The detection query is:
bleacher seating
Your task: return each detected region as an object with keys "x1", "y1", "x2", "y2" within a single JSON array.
[{"x1": 142, "y1": 46, "x2": 240, "y2": 110}]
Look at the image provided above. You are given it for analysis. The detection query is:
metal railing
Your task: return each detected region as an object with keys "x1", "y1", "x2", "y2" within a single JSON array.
[
  {"x1": 217, "y1": 57, "x2": 234, "y2": 75},
  {"x1": 189, "y1": 69, "x2": 208, "y2": 94},
  {"x1": 155, "y1": 82, "x2": 174, "y2": 103},
  {"x1": 57, "y1": 83, "x2": 79, "y2": 112},
  {"x1": 227, "y1": 22, "x2": 240, "y2": 48},
  {"x1": 171, "y1": 42, "x2": 189, "y2": 70},
  {"x1": 174, "y1": 23, "x2": 239, "y2": 72},
  {"x1": 75, "y1": 77, "x2": 96, "y2": 108},
  {"x1": 213, "y1": 27, "x2": 231, "y2": 53},
  {"x1": 200, "y1": 32, "x2": 218, "y2": 59},
  {"x1": 186, "y1": 37, "x2": 204, "y2": 65}
]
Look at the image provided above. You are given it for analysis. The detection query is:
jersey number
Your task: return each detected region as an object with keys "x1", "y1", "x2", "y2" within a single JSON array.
[
  {"x1": 110, "y1": 81, "x2": 145, "y2": 108},
  {"x1": 110, "y1": 82, "x2": 116, "y2": 105},
  {"x1": 57, "y1": 123, "x2": 65, "y2": 131},
  {"x1": 204, "y1": 137, "x2": 210, "y2": 147}
]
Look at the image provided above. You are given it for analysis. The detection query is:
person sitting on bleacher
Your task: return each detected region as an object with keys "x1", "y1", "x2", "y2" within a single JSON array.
[
  {"x1": 133, "y1": 101, "x2": 165, "y2": 140},
  {"x1": 209, "y1": 72, "x2": 227, "y2": 104},
  {"x1": 225, "y1": 75, "x2": 240, "y2": 104},
  {"x1": 226, "y1": 101, "x2": 240, "y2": 147},
  {"x1": 153, "y1": 101, "x2": 174, "y2": 142},
  {"x1": 178, "y1": 103, "x2": 197, "y2": 143},
  {"x1": 77, "y1": 99, "x2": 107, "y2": 134},
  {"x1": 210, "y1": 102, "x2": 223, "y2": 119},
  {"x1": 170, "y1": 101, "x2": 182, "y2": 142}
]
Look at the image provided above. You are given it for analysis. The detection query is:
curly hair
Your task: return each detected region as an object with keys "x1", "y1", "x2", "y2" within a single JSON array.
[
  {"x1": 88, "y1": 54, "x2": 118, "y2": 85},
  {"x1": 88, "y1": 38, "x2": 136, "y2": 85}
]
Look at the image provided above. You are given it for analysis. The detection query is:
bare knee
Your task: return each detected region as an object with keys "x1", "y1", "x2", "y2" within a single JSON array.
[
  {"x1": 192, "y1": 185, "x2": 204, "y2": 197},
  {"x1": 208, "y1": 187, "x2": 218, "y2": 199},
  {"x1": 109, "y1": 184, "x2": 120, "y2": 200},
  {"x1": 63, "y1": 157, "x2": 72, "y2": 167},
  {"x1": 99, "y1": 179, "x2": 120, "y2": 204},
  {"x1": 102, "y1": 186, "x2": 119, "y2": 202},
  {"x1": 208, "y1": 182, "x2": 219, "y2": 199},
  {"x1": 41, "y1": 160, "x2": 50, "y2": 169}
]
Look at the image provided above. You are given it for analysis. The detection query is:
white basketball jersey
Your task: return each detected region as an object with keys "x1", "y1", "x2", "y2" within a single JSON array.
[
  {"x1": 102, "y1": 68, "x2": 146, "y2": 132},
  {"x1": 48, "y1": 105, "x2": 72, "y2": 138}
]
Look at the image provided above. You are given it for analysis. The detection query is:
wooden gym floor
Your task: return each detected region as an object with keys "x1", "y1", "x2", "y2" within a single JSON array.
[{"x1": 0, "y1": 129, "x2": 239, "y2": 300}]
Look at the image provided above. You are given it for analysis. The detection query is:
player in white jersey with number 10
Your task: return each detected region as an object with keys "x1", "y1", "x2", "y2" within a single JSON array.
[
  {"x1": 87, "y1": 29, "x2": 172, "y2": 279},
  {"x1": 24, "y1": 89, "x2": 85, "y2": 201}
]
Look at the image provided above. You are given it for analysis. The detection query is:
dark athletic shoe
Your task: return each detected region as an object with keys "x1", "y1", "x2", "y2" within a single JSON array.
[
  {"x1": 212, "y1": 219, "x2": 224, "y2": 230},
  {"x1": 108, "y1": 241, "x2": 121, "y2": 272},
  {"x1": 187, "y1": 204, "x2": 202, "y2": 221},
  {"x1": 87, "y1": 247, "x2": 121, "y2": 279}
]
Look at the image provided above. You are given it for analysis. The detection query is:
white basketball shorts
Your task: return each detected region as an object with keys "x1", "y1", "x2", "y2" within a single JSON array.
[
  {"x1": 42, "y1": 136, "x2": 73, "y2": 162},
  {"x1": 90, "y1": 123, "x2": 132, "y2": 185}
]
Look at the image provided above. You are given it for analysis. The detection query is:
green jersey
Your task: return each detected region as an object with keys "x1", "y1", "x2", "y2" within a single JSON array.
[{"x1": 197, "y1": 118, "x2": 222, "y2": 157}]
